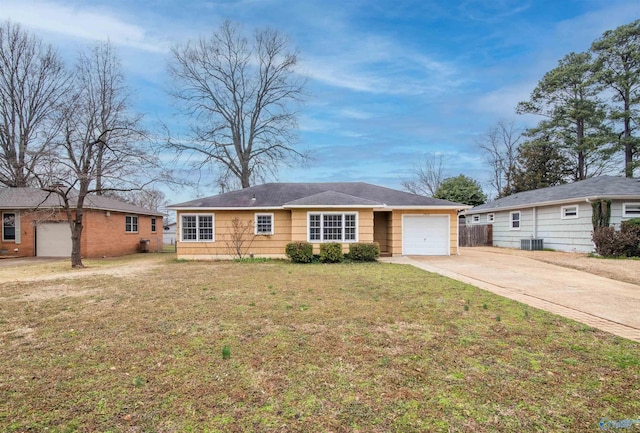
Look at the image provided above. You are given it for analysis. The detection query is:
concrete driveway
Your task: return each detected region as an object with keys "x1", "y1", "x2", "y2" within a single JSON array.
[{"x1": 384, "y1": 248, "x2": 640, "y2": 342}]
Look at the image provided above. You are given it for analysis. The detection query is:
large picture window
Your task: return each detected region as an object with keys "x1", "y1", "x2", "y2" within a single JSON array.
[
  {"x1": 181, "y1": 214, "x2": 214, "y2": 242},
  {"x1": 308, "y1": 212, "x2": 357, "y2": 242},
  {"x1": 2, "y1": 212, "x2": 16, "y2": 241}
]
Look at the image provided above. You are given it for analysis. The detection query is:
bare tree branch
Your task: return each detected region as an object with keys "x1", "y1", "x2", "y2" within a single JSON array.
[{"x1": 401, "y1": 153, "x2": 447, "y2": 196}]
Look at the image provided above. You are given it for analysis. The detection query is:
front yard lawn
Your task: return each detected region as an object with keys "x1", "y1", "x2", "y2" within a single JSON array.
[{"x1": 1, "y1": 256, "x2": 638, "y2": 432}]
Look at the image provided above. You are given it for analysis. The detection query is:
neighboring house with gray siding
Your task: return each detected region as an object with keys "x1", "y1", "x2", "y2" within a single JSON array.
[{"x1": 465, "y1": 176, "x2": 640, "y2": 253}]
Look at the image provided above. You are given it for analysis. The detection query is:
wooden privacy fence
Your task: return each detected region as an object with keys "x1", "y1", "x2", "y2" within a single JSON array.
[{"x1": 459, "y1": 224, "x2": 493, "y2": 247}]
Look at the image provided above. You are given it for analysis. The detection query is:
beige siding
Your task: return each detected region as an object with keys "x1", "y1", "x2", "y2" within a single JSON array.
[{"x1": 176, "y1": 210, "x2": 291, "y2": 258}]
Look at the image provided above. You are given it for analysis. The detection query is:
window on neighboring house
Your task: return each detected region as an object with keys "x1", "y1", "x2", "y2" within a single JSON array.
[
  {"x1": 472, "y1": 215, "x2": 480, "y2": 223},
  {"x1": 308, "y1": 212, "x2": 357, "y2": 242},
  {"x1": 487, "y1": 213, "x2": 495, "y2": 223},
  {"x1": 510, "y1": 211, "x2": 521, "y2": 230},
  {"x1": 623, "y1": 203, "x2": 640, "y2": 218},
  {"x1": 2, "y1": 212, "x2": 16, "y2": 241},
  {"x1": 125, "y1": 215, "x2": 139, "y2": 233},
  {"x1": 561, "y1": 205, "x2": 579, "y2": 219},
  {"x1": 151, "y1": 217, "x2": 157, "y2": 232},
  {"x1": 181, "y1": 214, "x2": 214, "y2": 242},
  {"x1": 255, "y1": 213, "x2": 274, "y2": 235}
]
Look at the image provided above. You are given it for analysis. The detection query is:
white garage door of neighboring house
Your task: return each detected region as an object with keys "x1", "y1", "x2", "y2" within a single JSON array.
[
  {"x1": 37, "y1": 223, "x2": 72, "y2": 257},
  {"x1": 402, "y1": 215, "x2": 450, "y2": 255}
]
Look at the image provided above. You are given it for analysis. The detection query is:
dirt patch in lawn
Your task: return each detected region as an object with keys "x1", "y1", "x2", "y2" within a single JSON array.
[
  {"x1": 468, "y1": 247, "x2": 640, "y2": 286},
  {"x1": 0, "y1": 253, "x2": 166, "y2": 285}
]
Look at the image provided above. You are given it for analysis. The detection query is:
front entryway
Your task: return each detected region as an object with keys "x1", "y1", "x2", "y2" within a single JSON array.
[{"x1": 373, "y1": 212, "x2": 390, "y2": 255}]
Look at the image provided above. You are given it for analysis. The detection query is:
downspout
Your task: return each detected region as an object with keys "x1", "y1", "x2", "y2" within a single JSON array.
[
  {"x1": 457, "y1": 209, "x2": 463, "y2": 255},
  {"x1": 532, "y1": 207, "x2": 537, "y2": 239}
]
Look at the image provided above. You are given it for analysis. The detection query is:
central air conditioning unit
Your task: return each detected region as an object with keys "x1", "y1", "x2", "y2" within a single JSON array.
[{"x1": 521, "y1": 238, "x2": 544, "y2": 251}]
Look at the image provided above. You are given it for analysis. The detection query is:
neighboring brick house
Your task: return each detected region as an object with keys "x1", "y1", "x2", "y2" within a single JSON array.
[{"x1": 1, "y1": 188, "x2": 163, "y2": 257}]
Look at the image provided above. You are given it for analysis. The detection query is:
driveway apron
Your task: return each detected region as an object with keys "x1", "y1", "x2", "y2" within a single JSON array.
[{"x1": 383, "y1": 248, "x2": 640, "y2": 342}]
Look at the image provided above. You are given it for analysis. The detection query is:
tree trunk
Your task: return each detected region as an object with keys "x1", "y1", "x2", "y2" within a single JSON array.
[
  {"x1": 576, "y1": 119, "x2": 586, "y2": 180},
  {"x1": 624, "y1": 97, "x2": 634, "y2": 178},
  {"x1": 70, "y1": 208, "x2": 84, "y2": 268}
]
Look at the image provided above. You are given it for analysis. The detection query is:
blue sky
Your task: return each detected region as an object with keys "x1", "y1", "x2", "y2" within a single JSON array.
[{"x1": 3, "y1": 0, "x2": 640, "y2": 203}]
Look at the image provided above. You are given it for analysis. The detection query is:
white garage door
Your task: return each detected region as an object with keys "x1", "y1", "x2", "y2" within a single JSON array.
[
  {"x1": 37, "y1": 223, "x2": 72, "y2": 257},
  {"x1": 402, "y1": 215, "x2": 450, "y2": 255}
]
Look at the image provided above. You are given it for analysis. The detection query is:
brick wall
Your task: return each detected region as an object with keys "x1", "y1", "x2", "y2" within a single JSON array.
[{"x1": 83, "y1": 210, "x2": 162, "y2": 257}]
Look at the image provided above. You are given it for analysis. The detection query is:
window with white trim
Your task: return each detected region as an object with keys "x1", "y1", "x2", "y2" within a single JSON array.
[
  {"x1": 472, "y1": 215, "x2": 480, "y2": 224},
  {"x1": 487, "y1": 213, "x2": 495, "y2": 223},
  {"x1": 308, "y1": 212, "x2": 357, "y2": 242},
  {"x1": 125, "y1": 215, "x2": 138, "y2": 233},
  {"x1": 181, "y1": 214, "x2": 214, "y2": 242},
  {"x1": 151, "y1": 217, "x2": 157, "y2": 232},
  {"x1": 255, "y1": 213, "x2": 274, "y2": 235},
  {"x1": 623, "y1": 203, "x2": 640, "y2": 218},
  {"x1": 2, "y1": 212, "x2": 16, "y2": 241},
  {"x1": 510, "y1": 211, "x2": 521, "y2": 230},
  {"x1": 561, "y1": 205, "x2": 578, "y2": 219}
]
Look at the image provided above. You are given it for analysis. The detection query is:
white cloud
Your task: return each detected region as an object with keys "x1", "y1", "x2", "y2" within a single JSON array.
[{"x1": 2, "y1": 0, "x2": 169, "y2": 53}]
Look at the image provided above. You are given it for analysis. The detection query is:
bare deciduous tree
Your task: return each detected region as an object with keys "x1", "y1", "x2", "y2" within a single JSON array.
[
  {"x1": 401, "y1": 153, "x2": 446, "y2": 196},
  {"x1": 477, "y1": 120, "x2": 523, "y2": 198},
  {"x1": 167, "y1": 20, "x2": 308, "y2": 190},
  {"x1": 0, "y1": 21, "x2": 68, "y2": 187},
  {"x1": 46, "y1": 42, "x2": 148, "y2": 268},
  {"x1": 115, "y1": 188, "x2": 167, "y2": 212},
  {"x1": 224, "y1": 217, "x2": 255, "y2": 259}
]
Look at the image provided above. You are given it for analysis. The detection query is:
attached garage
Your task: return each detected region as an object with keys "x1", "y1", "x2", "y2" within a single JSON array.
[
  {"x1": 37, "y1": 222, "x2": 72, "y2": 257},
  {"x1": 402, "y1": 215, "x2": 450, "y2": 255}
]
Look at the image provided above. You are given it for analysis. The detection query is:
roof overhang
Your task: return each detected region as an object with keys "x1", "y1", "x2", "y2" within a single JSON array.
[
  {"x1": 166, "y1": 206, "x2": 282, "y2": 211},
  {"x1": 3, "y1": 203, "x2": 163, "y2": 216},
  {"x1": 168, "y1": 205, "x2": 470, "y2": 211},
  {"x1": 465, "y1": 195, "x2": 640, "y2": 214}
]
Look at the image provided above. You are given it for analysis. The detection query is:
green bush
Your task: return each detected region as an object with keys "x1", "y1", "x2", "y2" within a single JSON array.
[
  {"x1": 592, "y1": 221, "x2": 640, "y2": 257},
  {"x1": 285, "y1": 242, "x2": 314, "y2": 263},
  {"x1": 348, "y1": 242, "x2": 380, "y2": 261},
  {"x1": 319, "y1": 242, "x2": 343, "y2": 263}
]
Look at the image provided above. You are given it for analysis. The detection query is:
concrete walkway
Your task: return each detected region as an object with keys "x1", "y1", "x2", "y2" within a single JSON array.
[{"x1": 382, "y1": 249, "x2": 640, "y2": 342}]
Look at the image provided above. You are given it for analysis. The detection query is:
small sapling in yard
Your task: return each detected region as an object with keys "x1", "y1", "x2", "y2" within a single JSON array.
[{"x1": 222, "y1": 345, "x2": 231, "y2": 360}]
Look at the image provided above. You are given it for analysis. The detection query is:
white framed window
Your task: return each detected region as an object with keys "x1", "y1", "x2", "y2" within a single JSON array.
[
  {"x1": 308, "y1": 212, "x2": 357, "y2": 242},
  {"x1": 255, "y1": 213, "x2": 274, "y2": 235},
  {"x1": 510, "y1": 211, "x2": 521, "y2": 230},
  {"x1": 181, "y1": 214, "x2": 214, "y2": 242},
  {"x1": 623, "y1": 203, "x2": 640, "y2": 218},
  {"x1": 151, "y1": 217, "x2": 157, "y2": 232},
  {"x1": 472, "y1": 215, "x2": 480, "y2": 224},
  {"x1": 487, "y1": 213, "x2": 495, "y2": 223},
  {"x1": 2, "y1": 212, "x2": 16, "y2": 241},
  {"x1": 561, "y1": 205, "x2": 579, "y2": 219},
  {"x1": 125, "y1": 215, "x2": 139, "y2": 233}
]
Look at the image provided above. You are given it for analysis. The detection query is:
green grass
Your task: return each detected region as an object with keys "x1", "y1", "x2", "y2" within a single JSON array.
[{"x1": 1, "y1": 256, "x2": 638, "y2": 432}]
